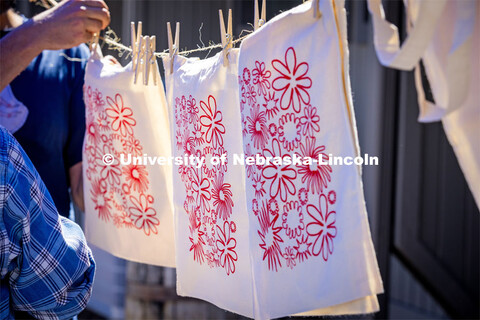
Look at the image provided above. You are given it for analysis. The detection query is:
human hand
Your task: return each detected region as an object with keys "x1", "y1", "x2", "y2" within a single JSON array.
[{"x1": 32, "y1": 0, "x2": 111, "y2": 50}]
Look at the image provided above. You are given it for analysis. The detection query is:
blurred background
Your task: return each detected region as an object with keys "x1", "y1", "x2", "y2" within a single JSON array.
[{"x1": 14, "y1": 0, "x2": 479, "y2": 319}]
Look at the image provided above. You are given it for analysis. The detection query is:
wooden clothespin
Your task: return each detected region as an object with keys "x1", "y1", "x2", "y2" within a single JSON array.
[
  {"x1": 143, "y1": 36, "x2": 157, "y2": 86},
  {"x1": 167, "y1": 22, "x2": 180, "y2": 74},
  {"x1": 134, "y1": 36, "x2": 146, "y2": 84},
  {"x1": 89, "y1": 32, "x2": 99, "y2": 52},
  {"x1": 131, "y1": 21, "x2": 143, "y2": 71},
  {"x1": 219, "y1": 9, "x2": 232, "y2": 67},
  {"x1": 254, "y1": 0, "x2": 266, "y2": 31},
  {"x1": 313, "y1": 0, "x2": 322, "y2": 19}
]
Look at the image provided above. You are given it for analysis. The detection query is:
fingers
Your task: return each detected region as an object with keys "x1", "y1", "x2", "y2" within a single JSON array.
[
  {"x1": 85, "y1": 18, "x2": 103, "y2": 34},
  {"x1": 80, "y1": 6, "x2": 110, "y2": 29},
  {"x1": 80, "y1": 0, "x2": 108, "y2": 10}
]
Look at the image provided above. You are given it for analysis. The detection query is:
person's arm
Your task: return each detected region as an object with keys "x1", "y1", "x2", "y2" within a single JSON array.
[
  {"x1": 0, "y1": 127, "x2": 95, "y2": 320},
  {"x1": 0, "y1": 0, "x2": 110, "y2": 91},
  {"x1": 69, "y1": 161, "x2": 84, "y2": 211}
]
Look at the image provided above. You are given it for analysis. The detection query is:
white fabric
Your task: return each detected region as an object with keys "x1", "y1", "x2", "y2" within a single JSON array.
[
  {"x1": 163, "y1": 50, "x2": 256, "y2": 317},
  {"x1": 82, "y1": 48, "x2": 175, "y2": 267},
  {"x1": 368, "y1": 0, "x2": 480, "y2": 208},
  {"x1": 0, "y1": 85, "x2": 28, "y2": 133},
  {"x1": 238, "y1": 0, "x2": 382, "y2": 318},
  {"x1": 164, "y1": 1, "x2": 383, "y2": 318}
]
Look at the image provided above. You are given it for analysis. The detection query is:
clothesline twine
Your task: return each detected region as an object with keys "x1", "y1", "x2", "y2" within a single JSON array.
[{"x1": 31, "y1": 0, "x2": 254, "y2": 60}]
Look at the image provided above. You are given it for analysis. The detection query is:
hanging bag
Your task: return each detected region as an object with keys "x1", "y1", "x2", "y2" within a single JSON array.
[
  {"x1": 82, "y1": 46, "x2": 176, "y2": 267},
  {"x1": 237, "y1": 0, "x2": 383, "y2": 318}
]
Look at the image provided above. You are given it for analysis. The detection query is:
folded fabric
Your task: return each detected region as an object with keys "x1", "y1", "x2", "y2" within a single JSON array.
[
  {"x1": 82, "y1": 47, "x2": 175, "y2": 267},
  {"x1": 368, "y1": 0, "x2": 480, "y2": 209}
]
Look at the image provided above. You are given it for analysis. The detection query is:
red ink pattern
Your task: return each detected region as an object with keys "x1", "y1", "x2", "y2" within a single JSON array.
[
  {"x1": 84, "y1": 87, "x2": 160, "y2": 236},
  {"x1": 174, "y1": 94, "x2": 238, "y2": 275},
  {"x1": 240, "y1": 47, "x2": 337, "y2": 271}
]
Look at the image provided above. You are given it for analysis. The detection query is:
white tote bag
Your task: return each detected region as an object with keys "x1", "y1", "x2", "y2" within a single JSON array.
[
  {"x1": 368, "y1": 0, "x2": 480, "y2": 208},
  {"x1": 163, "y1": 50, "x2": 255, "y2": 316},
  {"x1": 238, "y1": 0, "x2": 383, "y2": 318},
  {"x1": 83, "y1": 47, "x2": 175, "y2": 267}
]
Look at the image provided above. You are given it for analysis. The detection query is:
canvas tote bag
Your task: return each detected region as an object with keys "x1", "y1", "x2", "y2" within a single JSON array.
[
  {"x1": 163, "y1": 50, "x2": 255, "y2": 316},
  {"x1": 82, "y1": 46, "x2": 175, "y2": 267},
  {"x1": 238, "y1": 0, "x2": 383, "y2": 318},
  {"x1": 367, "y1": 0, "x2": 480, "y2": 208}
]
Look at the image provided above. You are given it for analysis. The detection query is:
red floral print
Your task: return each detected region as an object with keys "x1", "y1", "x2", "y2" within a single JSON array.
[
  {"x1": 239, "y1": 46, "x2": 339, "y2": 271},
  {"x1": 272, "y1": 47, "x2": 312, "y2": 113},
  {"x1": 283, "y1": 246, "x2": 297, "y2": 269},
  {"x1": 186, "y1": 95, "x2": 199, "y2": 124},
  {"x1": 105, "y1": 94, "x2": 136, "y2": 137},
  {"x1": 247, "y1": 104, "x2": 269, "y2": 149},
  {"x1": 258, "y1": 206, "x2": 283, "y2": 271},
  {"x1": 293, "y1": 235, "x2": 312, "y2": 262},
  {"x1": 211, "y1": 173, "x2": 234, "y2": 220},
  {"x1": 282, "y1": 201, "x2": 305, "y2": 239},
  {"x1": 84, "y1": 86, "x2": 159, "y2": 236},
  {"x1": 306, "y1": 194, "x2": 337, "y2": 261},
  {"x1": 300, "y1": 105, "x2": 320, "y2": 137},
  {"x1": 262, "y1": 139, "x2": 297, "y2": 201},
  {"x1": 123, "y1": 164, "x2": 149, "y2": 193},
  {"x1": 216, "y1": 221, "x2": 238, "y2": 275},
  {"x1": 252, "y1": 172, "x2": 266, "y2": 199},
  {"x1": 263, "y1": 91, "x2": 279, "y2": 119},
  {"x1": 200, "y1": 95, "x2": 225, "y2": 148},
  {"x1": 278, "y1": 113, "x2": 301, "y2": 151},
  {"x1": 129, "y1": 194, "x2": 160, "y2": 236},
  {"x1": 191, "y1": 169, "x2": 212, "y2": 214},
  {"x1": 252, "y1": 61, "x2": 271, "y2": 96},
  {"x1": 189, "y1": 218, "x2": 206, "y2": 264},
  {"x1": 90, "y1": 178, "x2": 111, "y2": 222},
  {"x1": 297, "y1": 137, "x2": 332, "y2": 194}
]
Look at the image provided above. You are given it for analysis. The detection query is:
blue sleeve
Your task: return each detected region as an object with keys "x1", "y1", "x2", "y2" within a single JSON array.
[
  {"x1": 0, "y1": 127, "x2": 95, "y2": 320},
  {"x1": 65, "y1": 44, "x2": 90, "y2": 169}
]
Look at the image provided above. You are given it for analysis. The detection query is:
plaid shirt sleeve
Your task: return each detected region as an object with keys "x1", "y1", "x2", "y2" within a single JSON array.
[{"x1": 0, "y1": 126, "x2": 95, "y2": 320}]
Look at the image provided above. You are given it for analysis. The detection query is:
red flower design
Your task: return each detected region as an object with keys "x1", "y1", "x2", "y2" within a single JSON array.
[
  {"x1": 113, "y1": 211, "x2": 134, "y2": 228},
  {"x1": 306, "y1": 194, "x2": 337, "y2": 261},
  {"x1": 97, "y1": 144, "x2": 121, "y2": 186},
  {"x1": 278, "y1": 113, "x2": 301, "y2": 151},
  {"x1": 258, "y1": 205, "x2": 283, "y2": 271},
  {"x1": 252, "y1": 61, "x2": 272, "y2": 97},
  {"x1": 123, "y1": 164, "x2": 149, "y2": 193},
  {"x1": 96, "y1": 111, "x2": 111, "y2": 133},
  {"x1": 283, "y1": 247, "x2": 297, "y2": 269},
  {"x1": 192, "y1": 123, "x2": 205, "y2": 146},
  {"x1": 122, "y1": 135, "x2": 143, "y2": 156},
  {"x1": 90, "y1": 178, "x2": 111, "y2": 222},
  {"x1": 298, "y1": 187, "x2": 308, "y2": 206},
  {"x1": 105, "y1": 94, "x2": 136, "y2": 137},
  {"x1": 93, "y1": 88, "x2": 106, "y2": 111},
  {"x1": 272, "y1": 47, "x2": 312, "y2": 113},
  {"x1": 129, "y1": 194, "x2": 159, "y2": 236},
  {"x1": 211, "y1": 173, "x2": 234, "y2": 220},
  {"x1": 200, "y1": 95, "x2": 225, "y2": 148},
  {"x1": 186, "y1": 95, "x2": 199, "y2": 124},
  {"x1": 262, "y1": 91, "x2": 280, "y2": 120},
  {"x1": 189, "y1": 219, "x2": 205, "y2": 264},
  {"x1": 247, "y1": 104, "x2": 269, "y2": 149},
  {"x1": 300, "y1": 105, "x2": 320, "y2": 137},
  {"x1": 252, "y1": 172, "x2": 266, "y2": 199},
  {"x1": 245, "y1": 84, "x2": 257, "y2": 106},
  {"x1": 282, "y1": 201, "x2": 304, "y2": 239},
  {"x1": 262, "y1": 139, "x2": 297, "y2": 201},
  {"x1": 243, "y1": 68, "x2": 251, "y2": 85},
  {"x1": 216, "y1": 221, "x2": 238, "y2": 275},
  {"x1": 191, "y1": 169, "x2": 211, "y2": 213},
  {"x1": 293, "y1": 235, "x2": 312, "y2": 262},
  {"x1": 297, "y1": 137, "x2": 332, "y2": 194}
]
